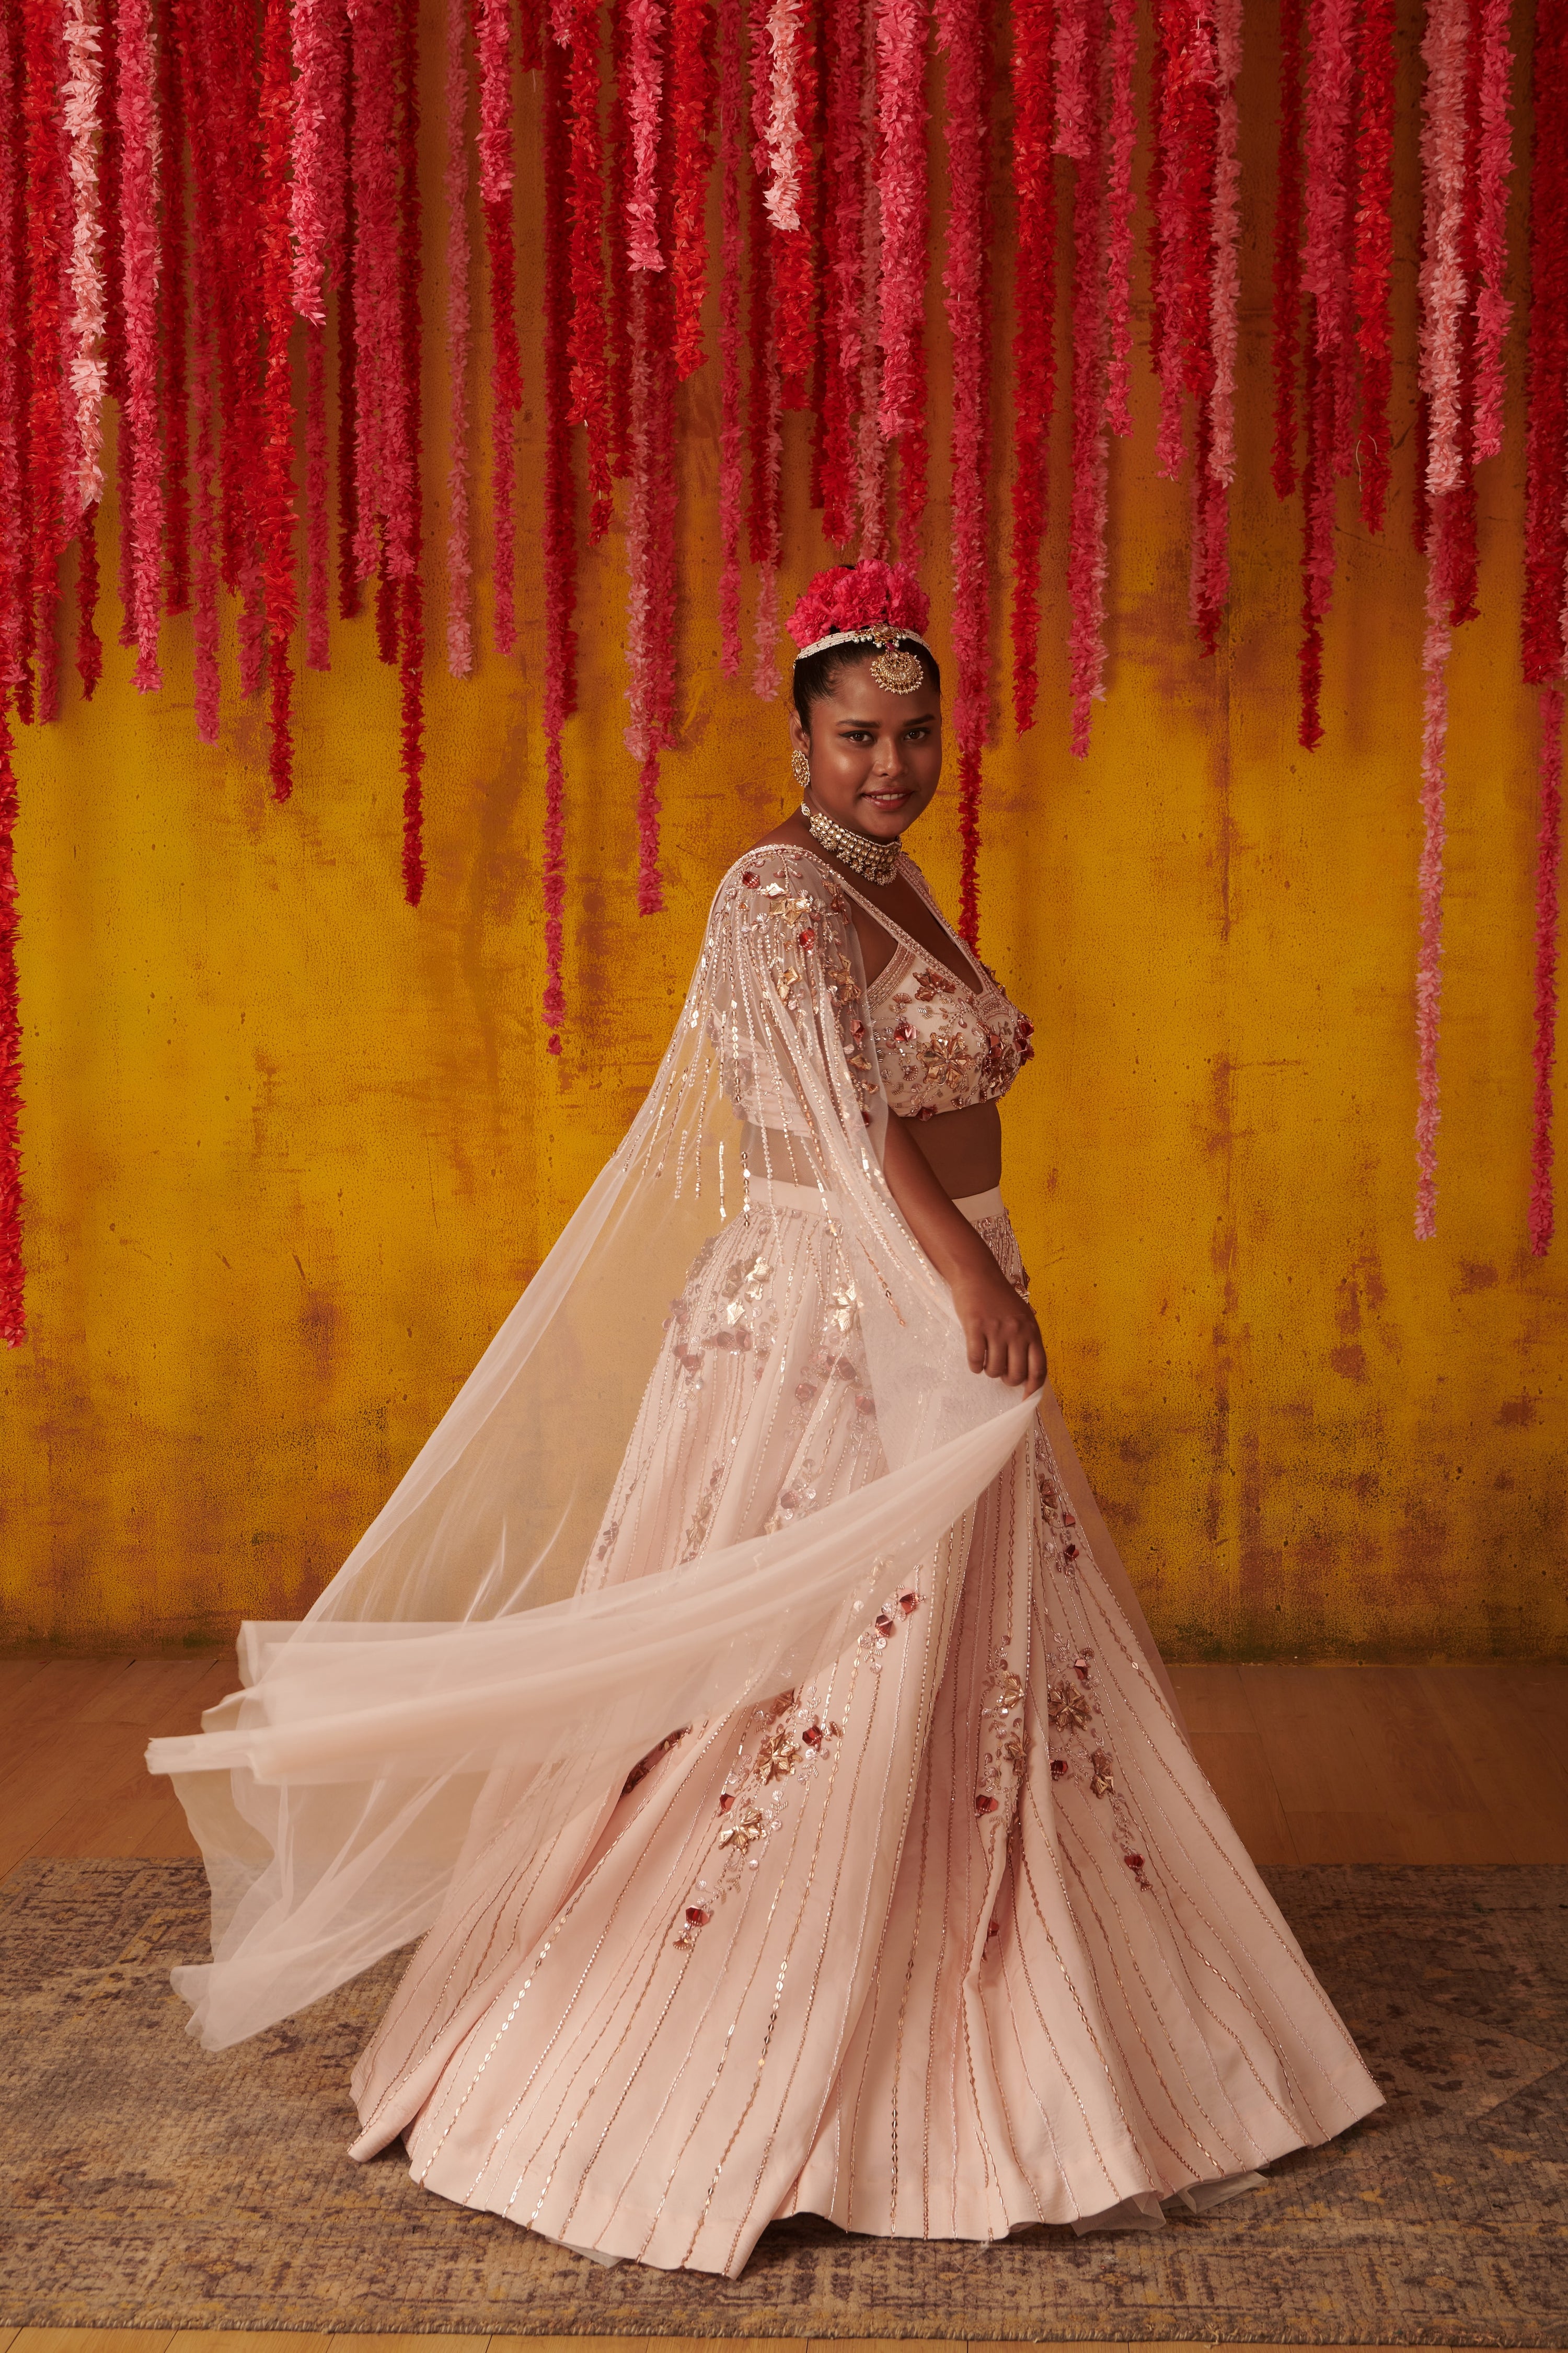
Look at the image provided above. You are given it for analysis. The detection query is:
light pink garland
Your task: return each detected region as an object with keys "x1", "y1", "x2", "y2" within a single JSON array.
[
  {"x1": 752, "y1": 318, "x2": 782, "y2": 691},
  {"x1": 1104, "y1": 0, "x2": 1137, "y2": 438},
  {"x1": 291, "y1": 0, "x2": 342, "y2": 327},
  {"x1": 119, "y1": 0, "x2": 163, "y2": 692},
  {"x1": 63, "y1": 0, "x2": 106, "y2": 532},
  {"x1": 1472, "y1": 0, "x2": 1514, "y2": 464},
  {"x1": 1531, "y1": 688, "x2": 1563, "y2": 1255},
  {"x1": 718, "y1": 0, "x2": 743, "y2": 672},
  {"x1": 444, "y1": 0, "x2": 474, "y2": 676},
  {"x1": 1415, "y1": 494, "x2": 1455, "y2": 1238},
  {"x1": 763, "y1": 0, "x2": 804, "y2": 228},
  {"x1": 1419, "y1": 0, "x2": 1469, "y2": 499},
  {"x1": 874, "y1": 0, "x2": 925, "y2": 447},
  {"x1": 627, "y1": 0, "x2": 666, "y2": 269}
]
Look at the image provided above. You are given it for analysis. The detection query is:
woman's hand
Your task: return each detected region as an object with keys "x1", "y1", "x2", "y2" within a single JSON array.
[{"x1": 950, "y1": 1265, "x2": 1047, "y2": 1395}]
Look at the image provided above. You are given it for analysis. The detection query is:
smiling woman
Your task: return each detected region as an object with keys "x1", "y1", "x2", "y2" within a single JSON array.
[{"x1": 148, "y1": 558, "x2": 1383, "y2": 2279}]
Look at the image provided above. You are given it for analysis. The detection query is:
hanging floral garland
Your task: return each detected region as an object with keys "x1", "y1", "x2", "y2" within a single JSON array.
[
  {"x1": 1008, "y1": 0, "x2": 1054, "y2": 737},
  {"x1": 937, "y1": 0, "x2": 989, "y2": 943},
  {"x1": 1060, "y1": 0, "x2": 1109, "y2": 757},
  {"x1": 0, "y1": 0, "x2": 22, "y2": 1348},
  {"x1": 717, "y1": 0, "x2": 744, "y2": 669},
  {"x1": 568, "y1": 0, "x2": 613, "y2": 540},
  {"x1": 543, "y1": 18, "x2": 576, "y2": 1046},
  {"x1": 476, "y1": 0, "x2": 521, "y2": 651},
  {"x1": 443, "y1": 0, "x2": 474, "y2": 675}
]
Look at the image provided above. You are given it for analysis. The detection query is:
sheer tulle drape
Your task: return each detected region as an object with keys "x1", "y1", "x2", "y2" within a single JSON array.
[{"x1": 148, "y1": 850, "x2": 1094, "y2": 2050}]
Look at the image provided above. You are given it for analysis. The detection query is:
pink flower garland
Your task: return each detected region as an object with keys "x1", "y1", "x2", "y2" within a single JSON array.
[
  {"x1": 671, "y1": 0, "x2": 716, "y2": 378},
  {"x1": 937, "y1": 0, "x2": 988, "y2": 942},
  {"x1": 873, "y1": 0, "x2": 926, "y2": 463},
  {"x1": 305, "y1": 322, "x2": 330, "y2": 670},
  {"x1": 0, "y1": 701, "x2": 20, "y2": 1346},
  {"x1": 291, "y1": 0, "x2": 342, "y2": 328},
  {"x1": 1104, "y1": 0, "x2": 1137, "y2": 440},
  {"x1": 475, "y1": 0, "x2": 521, "y2": 651},
  {"x1": 717, "y1": 0, "x2": 743, "y2": 670},
  {"x1": 395, "y1": 0, "x2": 424, "y2": 908},
  {"x1": 542, "y1": 24, "x2": 576, "y2": 1045},
  {"x1": 817, "y1": 0, "x2": 862, "y2": 545},
  {"x1": 118, "y1": 0, "x2": 164, "y2": 693},
  {"x1": 1352, "y1": 0, "x2": 1394, "y2": 532},
  {"x1": 1062, "y1": 0, "x2": 1109, "y2": 755},
  {"x1": 1419, "y1": 0, "x2": 1469, "y2": 501},
  {"x1": 1009, "y1": 0, "x2": 1054, "y2": 735},
  {"x1": 1472, "y1": 0, "x2": 1513, "y2": 465},
  {"x1": 1530, "y1": 689, "x2": 1563, "y2": 1255},
  {"x1": 0, "y1": 0, "x2": 25, "y2": 720},
  {"x1": 261, "y1": 0, "x2": 299, "y2": 799},
  {"x1": 1414, "y1": 493, "x2": 1456, "y2": 1240},
  {"x1": 568, "y1": 0, "x2": 613, "y2": 541},
  {"x1": 626, "y1": 0, "x2": 665, "y2": 270},
  {"x1": 855, "y1": 0, "x2": 886, "y2": 558},
  {"x1": 443, "y1": 0, "x2": 474, "y2": 677},
  {"x1": 63, "y1": 0, "x2": 106, "y2": 536},
  {"x1": 1207, "y1": 0, "x2": 1242, "y2": 487},
  {"x1": 746, "y1": 0, "x2": 782, "y2": 686},
  {"x1": 1271, "y1": 0, "x2": 1305, "y2": 500}
]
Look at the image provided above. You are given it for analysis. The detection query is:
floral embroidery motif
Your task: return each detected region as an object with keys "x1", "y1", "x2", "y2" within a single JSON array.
[
  {"x1": 1041, "y1": 1635, "x2": 1154, "y2": 1891},
  {"x1": 673, "y1": 1686, "x2": 843, "y2": 1946},
  {"x1": 854, "y1": 1578, "x2": 920, "y2": 1674},
  {"x1": 976, "y1": 1650, "x2": 1028, "y2": 1820}
]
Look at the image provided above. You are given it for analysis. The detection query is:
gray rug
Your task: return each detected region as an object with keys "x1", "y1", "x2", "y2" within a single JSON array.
[{"x1": 0, "y1": 1857, "x2": 1563, "y2": 2342}]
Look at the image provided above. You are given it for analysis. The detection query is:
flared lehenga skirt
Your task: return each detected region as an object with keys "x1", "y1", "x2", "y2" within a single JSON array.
[{"x1": 348, "y1": 1193, "x2": 1382, "y2": 2276}]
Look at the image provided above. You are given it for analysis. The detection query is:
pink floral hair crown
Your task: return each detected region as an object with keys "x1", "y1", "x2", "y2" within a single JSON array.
[{"x1": 787, "y1": 561, "x2": 934, "y2": 693}]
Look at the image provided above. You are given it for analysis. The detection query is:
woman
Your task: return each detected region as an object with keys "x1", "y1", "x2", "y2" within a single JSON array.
[{"x1": 150, "y1": 560, "x2": 1381, "y2": 2277}]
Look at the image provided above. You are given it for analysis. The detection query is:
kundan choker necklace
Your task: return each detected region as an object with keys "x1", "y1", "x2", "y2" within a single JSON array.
[{"x1": 800, "y1": 800, "x2": 902, "y2": 886}]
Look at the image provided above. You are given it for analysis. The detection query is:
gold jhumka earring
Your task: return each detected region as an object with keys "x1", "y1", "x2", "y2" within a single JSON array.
[{"x1": 791, "y1": 744, "x2": 811, "y2": 790}]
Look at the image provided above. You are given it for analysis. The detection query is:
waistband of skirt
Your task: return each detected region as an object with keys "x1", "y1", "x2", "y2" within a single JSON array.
[{"x1": 749, "y1": 1177, "x2": 1006, "y2": 1229}]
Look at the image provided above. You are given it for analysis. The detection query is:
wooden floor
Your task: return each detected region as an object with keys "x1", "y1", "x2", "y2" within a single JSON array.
[
  {"x1": 3, "y1": 1652, "x2": 1566, "y2": 1879},
  {"x1": 4, "y1": 1658, "x2": 1565, "y2": 2351}
]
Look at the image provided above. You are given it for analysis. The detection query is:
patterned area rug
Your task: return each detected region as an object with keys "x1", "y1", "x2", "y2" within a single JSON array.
[{"x1": 0, "y1": 1858, "x2": 1563, "y2": 2344}]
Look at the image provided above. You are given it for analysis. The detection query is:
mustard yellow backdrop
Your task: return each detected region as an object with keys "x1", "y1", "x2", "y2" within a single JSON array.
[{"x1": 1, "y1": 0, "x2": 1563, "y2": 1656}]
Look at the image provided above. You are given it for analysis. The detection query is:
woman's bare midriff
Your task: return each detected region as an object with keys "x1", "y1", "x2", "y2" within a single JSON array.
[{"x1": 741, "y1": 1100, "x2": 1001, "y2": 1206}]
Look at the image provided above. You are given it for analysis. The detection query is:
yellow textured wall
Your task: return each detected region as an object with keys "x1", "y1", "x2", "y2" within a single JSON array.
[{"x1": 2, "y1": 0, "x2": 1564, "y2": 1656}]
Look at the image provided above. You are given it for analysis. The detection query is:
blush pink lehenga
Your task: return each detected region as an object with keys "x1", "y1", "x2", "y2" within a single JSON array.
[{"x1": 150, "y1": 842, "x2": 1382, "y2": 2278}]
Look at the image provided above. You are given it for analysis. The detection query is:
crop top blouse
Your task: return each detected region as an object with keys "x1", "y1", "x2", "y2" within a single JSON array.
[
  {"x1": 727, "y1": 844, "x2": 1033, "y2": 1129},
  {"x1": 844, "y1": 858, "x2": 1035, "y2": 1120}
]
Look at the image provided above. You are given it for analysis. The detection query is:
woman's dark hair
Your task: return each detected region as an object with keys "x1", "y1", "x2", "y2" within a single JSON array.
[{"x1": 791, "y1": 637, "x2": 941, "y2": 733}]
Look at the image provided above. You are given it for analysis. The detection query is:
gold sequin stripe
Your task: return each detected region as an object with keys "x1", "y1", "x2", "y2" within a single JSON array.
[
  {"x1": 1071, "y1": 1567, "x2": 1359, "y2": 2097},
  {"x1": 708, "y1": 1561, "x2": 937, "y2": 2278},
  {"x1": 354, "y1": 1768, "x2": 611, "y2": 2145},
  {"x1": 1024, "y1": 1605, "x2": 1273, "y2": 2165},
  {"x1": 413, "y1": 1716, "x2": 723, "y2": 2191},
  {"x1": 637, "y1": 1656, "x2": 879, "y2": 2265},
  {"x1": 1052, "y1": 1821, "x2": 1242, "y2": 2181},
  {"x1": 476, "y1": 1721, "x2": 736, "y2": 2210},
  {"x1": 792, "y1": 1523, "x2": 970, "y2": 2242},
  {"x1": 840, "y1": 1517, "x2": 972, "y2": 2235},
  {"x1": 1077, "y1": 1627, "x2": 1337, "y2": 2132},
  {"x1": 1012, "y1": 1805, "x2": 1152, "y2": 2180},
  {"x1": 981, "y1": 1847, "x2": 1077, "y2": 2199}
]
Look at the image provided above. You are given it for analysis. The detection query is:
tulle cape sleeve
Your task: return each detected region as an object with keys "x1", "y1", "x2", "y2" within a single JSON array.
[{"x1": 146, "y1": 846, "x2": 1039, "y2": 2048}]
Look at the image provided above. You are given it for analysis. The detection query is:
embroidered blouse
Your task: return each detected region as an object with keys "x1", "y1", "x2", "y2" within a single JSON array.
[{"x1": 844, "y1": 857, "x2": 1034, "y2": 1121}]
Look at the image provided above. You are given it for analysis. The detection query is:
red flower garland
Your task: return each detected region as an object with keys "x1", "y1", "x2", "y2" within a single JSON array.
[
  {"x1": 0, "y1": 0, "x2": 26, "y2": 724},
  {"x1": 606, "y1": 0, "x2": 634, "y2": 477},
  {"x1": 158, "y1": 0, "x2": 189, "y2": 618},
  {"x1": 543, "y1": 21, "x2": 576, "y2": 1043},
  {"x1": 1351, "y1": 0, "x2": 1394, "y2": 532},
  {"x1": 816, "y1": 0, "x2": 861, "y2": 546},
  {"x1": 568, "y1": 0, "x2": 612, "y2": 541},
  {"x1": 672, "y1": 0, "x2": 716, "y2": 378},
  {"x1": 765, "y1": 0, "x2": 816, "y2": 406},
  {"x1": 717, "y1": 0, "x2": 744, "y2": 667},
  {"x1": 1270, "y1": 0, "x2": 1304, "y2": 499},
  {"x1": 746, "y1": 0, "x2": 782, "y2": 691},
  {"x1": 626, "y1": 121, "x2": 678, "y2": 905},
  {"x1": 119, "y1": 0, "x2": 164, "y2": 694},
  {"x1": 176, "y1": 0, "x2": 220, "y2": 736},
  {"x1": 1523, "y1": 0, "x2": 1567, "y2": 692},
  {"x1": 22, "y1": 0, "x2": 68, "y2": 708},
  {"x1": 1472, "y1": 0, "x2": 1513, "y2": 464},
  {"x1": 1009, "y1": 0, "x2": 1054, "y2": 735},
  {"x1": 1104, "y1": 0, "x2": 1137, "y2": 440},
  {"x1": 337, "y1": 23, "x2": 361, "y2": 624},
  {"x1": 937, "y1": 0, "x2": 989, "y2": 942},
  {"x1": 627, "y1": 0, "x2": 666, "y2": 271},
  {"x1": 1530, "y1": 690, "x2": 1562, "y2": 1255},
  {"x1": 444, "y1": 0, "x2": 474, "y2": 675},
  {"x1": 874, "y1": 0, "x2": 925, "y2": 534},
  {"x1": 0, "y1": 699, "x2": 20, "y2": 1346},
  {"x1": 1064, "y1": 0, "x2": 1109, "y2": 756},
  {"x1": 261, "y1": 0, "x2": 297, "y2": 799},
  {"x1": 476, "y1": 0, "x2": 522, "y2": 651},
  {"x1": 396, "y1": 0, "x2": 424, "y2": 907}
]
